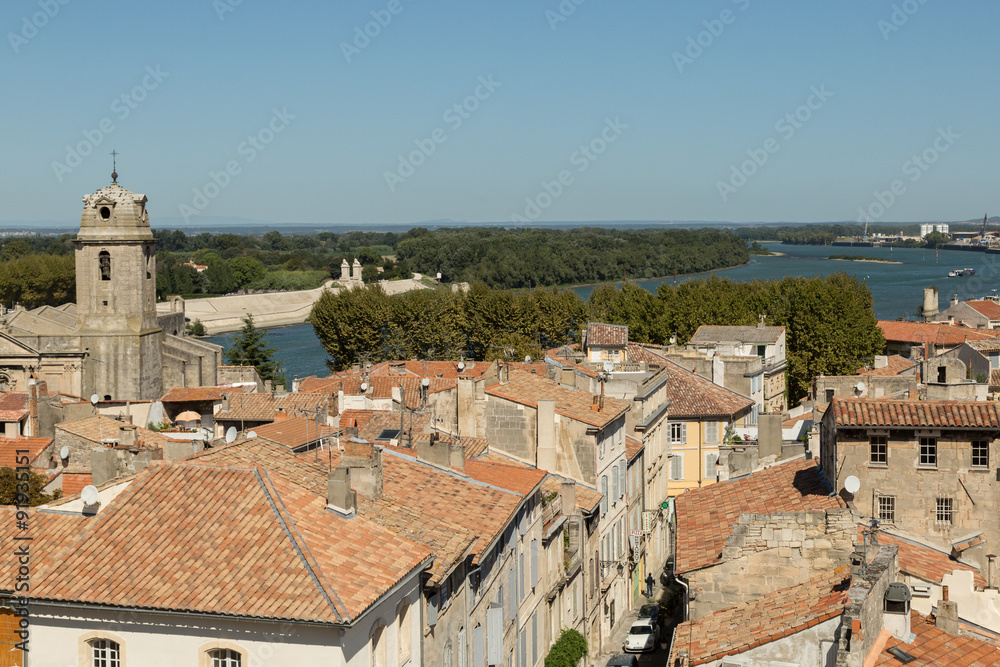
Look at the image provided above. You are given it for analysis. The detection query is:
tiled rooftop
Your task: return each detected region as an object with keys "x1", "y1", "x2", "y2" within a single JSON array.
[
  {"x1": 0, "y1": 436, "x2": 52, "y2": 467},
  {"x1": 856, "y1": 355, "x2": 919, "y2": 376},
  {"x1": 486, "y1": 369, "x2": 629, "y2": 428},
  {"x1": 829, "y1": 398, "x2": 1000, "y2": 428},
  {"x1": 161, "y1": 386, "x2": 237, "y2": 403},
  {"x1": 876, "y1": 531, "x2": 986, "y2": 588},
  {"x1": 0, "y1": 509, "x2": 87, "y2": 589},
  {"x1": 357, "y1": 411, "x2": 431, "y2": 443},
  {"x1": 626, "y1": 342, "x2": 668, "y2": 365},
  {"x1": 873, "y1": 612, "x2": 1000, "y2": 666},
  {"x1": 967, "y1": 338, "x2": 1000, "y2": 352},
  {"x1": 688, "y1": 324, "x2": 785, "y2": 345},
  {"x1": 30, "y1": 463, "x2": 430, "y2": 623},
  {"x1": 250, "y1": 417, "x2": 336, "y2": 450},
  {"x1": 674, "y1": 458, "x2": 841, "y2": 574},
  {"x1": 670, "y1": 567, "x2": 850, "y2": 666},
  {"x1": 215, "y1": 392, "x2": 330, "y2": 422},
  {"x1": 411, "y1": 432, "x2": 490, "y2": 459},
  {"x1": 338, "y1": 409, "x2": 383, "y2": 432},
  {"x1": 56, "y1": 416, "x2": 168, "y2": 450},
  {"x1": 964, "y1": 300, "x2": 1000, "y2": 321},
  {"x1": 60, "y1": 471, "x2": 93, "y2": 497},
  {"x1": 544, "y1": 344, "x2": 599, "y2": 379},
  {"x1": 661, "y1": 359, "x2": 754, "y2": 419},
  {"x1": 0, "y1": 392, "x2": 28, "y2": 421},
  {"x1": 878, "y1": 320, "x2": 1000, "y2": 346},
  {"x1": 587, "y1": 322, "x2": 628, "y2": 347},
  {"x1": 540, "y1": 476, "x2": 603, "y2": 512},
  {"x1": 625, "y1": 436, "x2": 644, "y2": 461}
]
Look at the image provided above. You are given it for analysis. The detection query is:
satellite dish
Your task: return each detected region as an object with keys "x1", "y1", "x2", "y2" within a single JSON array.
[
  {"x1": 855, "y1": 381, "x2": 866, "y2": 393},
  {"x1": 421, "y1": 377, "x2": 430, "y2": 387},
  {"x1": 360, "y1": 382, "x2": 369, "y2": 392},
  {"x1": 81, "y1": 485, "x2": 99, "y2": 505},
  {"x1": 90, "y1": 394, "x2": 100, "y2": 406},
  {"x1": 59, "y1": 446, "x2": 69, "y2": 460},
  {"x1": 524, "y1": 355, "x2": 532, "y2": 364},
  {"x1": 602, "y1": 360, "x2": 614, "y2": 373},
  {"x1": 247, "y1": 431, "x2": 257, "y2": 439},
  {"x1": 457, "y1": 361, "x2": 465, "y2": 371},
  {"x1": 225, "y1": 426, "x2": 237, "y2": 443},
  {"x1": 844, "y1": 476, "x2": 861, "y2": 494}
]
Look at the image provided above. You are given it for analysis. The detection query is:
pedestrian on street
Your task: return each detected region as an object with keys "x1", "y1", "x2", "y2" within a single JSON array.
[{"x1": 645, "y1": 572, "x2": 654, "y2": 598}]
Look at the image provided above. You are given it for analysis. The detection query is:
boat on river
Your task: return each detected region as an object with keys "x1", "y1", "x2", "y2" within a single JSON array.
[{"x1": 948, "y1": 268, "x2": 976, "y2": 277}]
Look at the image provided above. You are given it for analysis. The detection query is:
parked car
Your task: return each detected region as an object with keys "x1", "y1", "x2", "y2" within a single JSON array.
[
  {"x1": 661, "y1": 556, "x2": 675, "y2": 584},
  {"x1": 637, "y1": 603, "x2": 659, "y2": 624},
  {"x1": 606, "y1": 654, "x2": 639, "y2": 667},
  {"x1": 623, "y1": 618, "x2": 658, "y2": 653}
]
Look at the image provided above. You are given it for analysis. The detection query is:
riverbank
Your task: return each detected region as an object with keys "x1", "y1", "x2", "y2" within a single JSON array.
[{"x1": 829, "y1": 257, "x2": 902, "y2": 264}]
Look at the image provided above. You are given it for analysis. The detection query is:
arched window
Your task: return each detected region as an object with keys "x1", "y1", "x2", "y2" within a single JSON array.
[
  {"x1": 208, "y1": 649, "x2": 240, "y2": 667},
  {"x1": 99, "y1": 251, "x2": 111, "y2": 281},
  {"x1": 89, "y1": 638, "x2": 120, "y2": 667},
  {"x1": 398, "y1": 600, "x2": 411, "y2": 662},
  {"x1": 370, "y1": 622, "x2": 386, "y2": 667}
]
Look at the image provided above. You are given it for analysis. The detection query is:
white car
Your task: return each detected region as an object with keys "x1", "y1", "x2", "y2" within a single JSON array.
[{"x1": 623, "y1": 618, "x2": 657, "y2": 653}]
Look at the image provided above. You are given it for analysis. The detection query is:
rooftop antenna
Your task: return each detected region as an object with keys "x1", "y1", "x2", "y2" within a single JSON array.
[{"x1": 110, "y1": 150, "x2": 119, "y2": 184}]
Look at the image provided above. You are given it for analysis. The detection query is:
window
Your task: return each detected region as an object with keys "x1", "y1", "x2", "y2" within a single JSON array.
[
  {"x1": 600, "y1": 476, "x2": 608, "y2": 514},
  {"x1": 670, "y1": 453, "x2": 684, "y2": 481},
  {"x1": 870, "y1": 435, "x2": 887, "y2": 464},
  {"x1": 370, "y1": 624, "x2": 387, "y2": 667},
  {"x1": 919, "y1": 437, "x2": 937, "y2": 466},
  {"x1": 972, "y1": 440, "x2": 989, "y2": 468},
  {"x1": 878, "y1": 495, "x2": 895, "y2": 523},
  {"x1": 705, "y1": 421, "x2": 719, "y2": 445},
  {"x1": 619, "y1": 460, "x2": 627, "y2": 498},
  {"x1": 90, "y1": 639, "x2": 121, "y2": 667},
  {"x1": 611, "y1": 466, "x2": 619, "y2": 503},
  {"x1": 704, "y1": 452, "x2": 718, "y2": 478},
  {"x1": 935, "y1": 498, "x2": 954, "y2": 525},
  {"x1": 99, "y1": 251, "x2": 111, "y2": 281},
  {"x1": 210, "y1": 649, "x2": 241, "y2": 667},
  {"x1": 398, "y1": 601, "x2": 411, "y2": 662},
  {"x1": 669, "y1": 422, "x2": 686, "y2": 445}
]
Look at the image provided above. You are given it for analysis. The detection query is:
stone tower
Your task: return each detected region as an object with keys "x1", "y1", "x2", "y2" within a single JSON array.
[{"x1": 75, "y1": 172, "x2": 163, "y2": 400}]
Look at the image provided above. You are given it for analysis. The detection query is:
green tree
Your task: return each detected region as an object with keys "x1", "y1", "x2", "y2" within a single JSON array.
[
  {"x1": 544, "y1": 628, "x2": 587, "y2": 667},
  {"x1": 229, "y1": 256, "x2": 266, "y2": 289},
  {"x1": 0, "y1": 467, "x2": 61, "y2": 506},
  {"x1": 225, "y1": 314, "x2": 287, "y2": 387},
  {"x1": 205, "y1": 260, "x2": 236, "y2": 294},
  {"x1": 187, "y1": 319, "x2": 207, "y2": 336},
  {"x1": 924, "y1": 231, "x2": 951, "y2": 248},
  {"x1": 1, "y1": 239, "x2": 32, "y2": 261}
]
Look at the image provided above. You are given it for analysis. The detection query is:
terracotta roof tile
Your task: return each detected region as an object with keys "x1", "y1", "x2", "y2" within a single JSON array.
[
  {"x1": 30, "y1": 463, "x2": 430, "y2": 622},
  {"x1": 411, "y1": 432, "x2": 490, "y2": 459},
  {"x1": 0, "y1": 509, "x2": 87, "y2": 589},
  {"x1": 56, "y1": 416, "x2": 169, "y2": 450},
  {"x1": 875, "y1": 531, "x2": 986, "y2": 588},
  {"x1": 661, "y1": 359, "x2": 754, "y2": 418},
  {"x1": 357, "y1": 411, "x2": 431, "y2": 442},
  {"x1": 0, "y1": 393, "x2": 27, "y2": 421},
  {"x1": 160, "y1": 386, "x2": 233, "y2": 403},
  {"x1": 250, "y1": 417, "x2": 335, "y2": 450},
  {"x1": 830, "y1": 398, "x2": 1000, "y2": 428},
  {"x1": 965, "y1": 300, "x2": 1000, "y2": 320},
  {"x1": 540, "y1": 476, "x2": 602, "y2": 512},
  {"x1": 626, "y1": 342, "x2": 669, "y2": 365},
  {"x1": 625, "y1": 436, "x2": 644, "y2": 461},
  {"x1": 670, "y1": 567, "x2": 850, "y2": 666},
  {"x1": 545, "y1": 345, "x2": 599, "y2": 378},
  {"x1": 967, "y1": 339, "x2": 1000, "y2": 352},
  {"x1": 486, "y1": 369, "x2": 629, "y2": 428},
  {"x1": 878, "y1": 320, "x2": 1000, "y2": 347},
  {"x1": 674, "y1": 458, "x2": 841, "y2": 574},
  {"x1": 338, "y1": 409, "x2": 382, "y2": 431},
  {"x1": 216, "y1": 393, "x2": 330, "y2": 422},
  {"x1": 60, "y1": 471, "x2": 93, "y2": 497},
  {"x1": 587, "y1": 322, "x2": 628, "y2": 347},
  {"x1": 874, "y1": 612, "x2": 1000, "y2": 666},
  {"x1": 688, "y1": 325, "x2": 785, "y2": 345},
  {"x1": 0, "y1": 436, "x2": 52, "y2": 467},
  {"x1": 857, "y1": 355, "x2": 919, "y2": 376},
  {"x1": 463, "y1": 459, "x2": 547, "y2": 495}
]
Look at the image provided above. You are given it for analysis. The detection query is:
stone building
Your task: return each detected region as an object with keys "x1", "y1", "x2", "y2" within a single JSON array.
[
  {"x1": 820, "y1": 397, "x2": 1000, "y2": 574},
  {"x1": 0, "y1": 173, "x2": 221, "y2": 400}
]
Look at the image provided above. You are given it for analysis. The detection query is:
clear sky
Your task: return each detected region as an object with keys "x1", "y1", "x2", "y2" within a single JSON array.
[{"x1": 2, "y1": 0, "x2": 997, "y2": 227}]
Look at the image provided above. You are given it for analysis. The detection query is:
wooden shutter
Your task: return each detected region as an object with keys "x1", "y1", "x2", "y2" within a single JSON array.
[
  {"x1": 427, "y1": 592, "x2": 439, "y2": 627},
  {"x1": 474, "y1": 624, "x2": 484, "y2": 667},
  {"x1": 530, "y1": 539, "x2": 539, "y2": 589},
  {"x1": 487, "y1": 604, "x2": 504, "y2": 665}
]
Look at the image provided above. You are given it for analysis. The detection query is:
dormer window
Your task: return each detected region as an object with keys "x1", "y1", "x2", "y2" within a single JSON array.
[
  {"x1": 99, "y1": 251, "x2": 111, "y2": 281},
  {"x1": 99, "y1": 206, "x2": 112, "y2": 220}
]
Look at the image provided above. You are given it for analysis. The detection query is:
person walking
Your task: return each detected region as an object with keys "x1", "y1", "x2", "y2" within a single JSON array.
[{"x1": 645, "y1": 572, "x2": 654, "y2": 598}]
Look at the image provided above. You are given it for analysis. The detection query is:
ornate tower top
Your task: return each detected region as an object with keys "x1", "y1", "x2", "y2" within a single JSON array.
[{"x1": 78, "y1": 178, "x2": 152, "y2": 242}]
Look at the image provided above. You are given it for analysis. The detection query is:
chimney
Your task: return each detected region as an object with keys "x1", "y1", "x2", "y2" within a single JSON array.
[
  {"x1": 27, "y1": 376, "x2": 39, "y2": 437},
  {"x1": 274, "y1": 406, "x2": 288, "y2": 421},
  {"x1": 936, "y1": 585, "x2": 960, "y2": 635},
  {"x1": 327, "y1": 467, "x2": 357, "y2": 514},
  {"x1": 874, "y1": 355, "x2": 888, "y2": 369},
  {"x1": 119, "y1": 425, "x2": 137, "y2": 448},
  {"x1": 343, "y1": 417, "x2": 358, "y2": 439},
  {"x1": 342, "y1": 440, "x2": 383, "y2": 500},
  {"x1": 264, "y1": 380, "x2": 272, "y2": 393},
  {"x1": 951, "y1": 294, "x2": 959, "y2": 307},
  {"x1": 537, "y1": 399, "x2": 556, "y2": 471},
  {"x1": 561, "y1": 479, "x2": 576, "y2": 517},
  {"x1": 449, "y1": 441, "x2": 465, "y2": 473}
]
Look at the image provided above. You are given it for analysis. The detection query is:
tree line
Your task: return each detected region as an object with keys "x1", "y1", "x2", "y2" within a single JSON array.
[{"x1": 310, "y1": 273, "x2": 885, "y2": 401}]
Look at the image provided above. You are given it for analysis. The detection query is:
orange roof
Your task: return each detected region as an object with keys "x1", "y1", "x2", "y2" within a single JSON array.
[
  {"x1": 31, "y1": 463, "x2": 430, "y2": 623},
  {"x1": 625, "y1": 436, "x2": 644, "y2": 461},
  {"x1": 192, "y1": 437, "x2": 533, "y2": 586},
  {"x1": 782, "y1": 410, "x2": 814, "y2": 429},
  {"x1": 411, "y1": 432, "x2": 490, "y2": 459},
  {"x1": 856, "y1": 355, "x2": 919, "y2": 376},
  {"x1": 626, "y1": 342, "x2": 668, "y2": 365},
  {"x1": 464, "y1": 459, "x2": 547, "y2": 496},
  {"x1": 297, "y1": 376, "x2": 341, "y2": 393},
  {"x1": 216, "y1": 392, "x2": 330, "y2": 422},
  {"x1": 0, "y1": 393, "x2": 27, "y2": 421},
  {"x1": 661, "y1": 359, "x2": 754, "y2": 419},
  {"x1": 670, "y1": 567, "x2": 850, "y2": 666},
  {"x1": 55, "y1": 416, "x2": 168, "y2": 450},
  {"x1": 873, "y1": 612, "x2": 1000, "y2": 666},
  {"x1": 301, "y1": 375, "x2": 457, "y2": 408},
  {"x1": 877, "y1": 320, "x2": 1000, "y2": 346},
  {"x1": 486, "y1": 369, "x2": 629, "y2": 428},
  {"x1": 0, "y1": 509, "x2": 87, "y2": 589},
  {"x1": 674, "y1": 458, "x2": 842, "y2": 574},
  {"x1": 358, "y1": 411, "x2": 431, "y2": 442},
  {"x1": 545, "y1": 344, "x2": 599, "y2": 378},
  {"x1": 540, "y1": 476, "x2": 603, "y2": 512},
  {"x1": 251, "y1": 417, "x2": 335, "y2": 449},
  {"x1": 829, "y1": 398, "x2": 1000, "y2": 428},
  {"x1": 965, "y1": 300, "x2": 1000, "y2": 320},
  {"x1": 587, "y1": 322, "x2": 628, "y2": 347},
  {"x1": 60, "y1": 471, "x2": 93, "y2": 497},
  {"x1": 339, "y1": 409, "x2": 383, "y2": 431},
  {"x1": 161, "y1": 386, "x2": 233, "y2": 402},
  {"x1": 876, "y1": 531, "x2": 986, "y2": 587},
  {"x1": 0, "y1": 436, "x2": 52, "y2": 467}
]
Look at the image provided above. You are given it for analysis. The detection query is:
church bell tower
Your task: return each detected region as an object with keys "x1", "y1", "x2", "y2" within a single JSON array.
[{"x1": 75, "y1": 163, "x2": 162, "y2": 400}]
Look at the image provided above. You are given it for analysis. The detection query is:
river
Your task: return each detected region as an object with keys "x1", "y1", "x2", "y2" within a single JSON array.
[{"x1": 209, "y1": 242, "x2": 1000, "y2": 380}]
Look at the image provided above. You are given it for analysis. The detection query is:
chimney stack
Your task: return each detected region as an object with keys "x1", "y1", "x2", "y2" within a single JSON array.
[
  {"x1": 448, "y1": 441, "x2": 465, "y2": 473},
  {"x1": 936, "y1": 585, "x2": 960, "y2": 635},
  {"x1": 27, "y1": 376, "x2": 39, "y2": 437},
  {"x1": 327, "y1": 467, "x2": 357, "y2": 514},
  {"x1": 342, "y1": 440, "x2": 383, "y2": 500},
  {"x1": 119, "y1": 424, "x2": 137, "y2": 448},
  {"x1": 274, "y1": 406, "x2": 288, "y2": 421},
  {"x1": 561, "y1": 479, "x2": 577, "y2": 517}
]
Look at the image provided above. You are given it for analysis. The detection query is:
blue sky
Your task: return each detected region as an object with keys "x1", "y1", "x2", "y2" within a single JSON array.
[{"x1": 2, "y1": 0, "x2": 997, "y2": 226}]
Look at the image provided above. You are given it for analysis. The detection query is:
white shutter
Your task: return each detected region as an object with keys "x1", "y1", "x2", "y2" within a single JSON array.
[
  {"x1": 519, "y1": 551, "x2": 525, "y2": 601},
  {"x1": 518, "y1": 627, "x2": 526, "y2": 667},
  {"x1": 530, "y1": 539, "x2": 539, "y2": 589},
  {"x1": 427, "y1": 592, "x2": 439, "y2": 626},
  {"x1": 600, "y1": 476, "x2": 608, "y2": 514},
  {"x1": 474, "y1": 624, "x2": 484, "y2": 667},
  {"x1": 619, "y1": 460, "x2": 627, "y2": 497},
  {"x1": 459, "y1": 627, "x2": 467, "y2": 667},
  {"x1": 681, "y1": 422, "x2": 687, "y2": 444},
  {"x1": 611, "y1": 467, "x2": 618, "y2": 502},
  {"x1": 508, "y1": 568, "x2": 517, "y2": 620},
  {"x1": 531, "y1": 611, "x2": 538, "y2": 664},
  {"x1": 705, "y1": 421, "x2": 718, "y2": 445},
  {"x1": 670, "y1": 453, "x2": 684, "y2": 480},
  {"x1": 705, "y1": 452, "x2": 717, "y2": 477},
  {"x1": 487, "y1": 604, "x2": 503, "y2": 665}
]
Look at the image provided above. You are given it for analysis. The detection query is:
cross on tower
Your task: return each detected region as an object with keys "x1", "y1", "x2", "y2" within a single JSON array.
[{"x1": 110, "y1": 150, "x2": 119, "y2": 184}]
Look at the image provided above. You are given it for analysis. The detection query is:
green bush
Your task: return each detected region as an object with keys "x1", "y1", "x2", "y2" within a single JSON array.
[{"x1": 545, "y1": 628, "x2": 587, "y2": 667}]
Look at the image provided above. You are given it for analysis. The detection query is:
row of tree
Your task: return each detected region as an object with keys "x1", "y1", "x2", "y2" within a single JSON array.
[{"x1": 310, "y1": 273, "x2": 885, "y2": 401}]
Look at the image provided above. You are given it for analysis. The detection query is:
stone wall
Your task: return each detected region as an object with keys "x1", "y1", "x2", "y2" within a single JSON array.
[
  {"x1": 835, "y1": 545, "x2": 898, "y2": 667},
  {"x1": 484, "y1": 395, "x2": 536, "y2": 462},
  {"x1": 688, "y1": 509, "x2": 855, "y2": 619},
  {"x1": 814, "y1": 374, "x2": 918, "y2": 401}
]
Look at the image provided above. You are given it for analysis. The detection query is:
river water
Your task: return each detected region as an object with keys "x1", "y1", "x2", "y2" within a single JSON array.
[{"x1": 209, "y1": 242, "x2": 1000, "y2": 380}]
